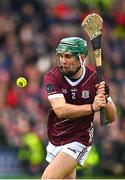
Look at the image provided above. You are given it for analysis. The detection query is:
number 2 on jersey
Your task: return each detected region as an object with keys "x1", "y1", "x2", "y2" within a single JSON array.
[{"x1": 71, "y1": 92, "x2": 76, "y2": 99}]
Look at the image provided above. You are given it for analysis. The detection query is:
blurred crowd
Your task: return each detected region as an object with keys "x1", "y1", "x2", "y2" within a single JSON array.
[{"x1": 0, "y1": 0, "x2": 125, "y2": 178}]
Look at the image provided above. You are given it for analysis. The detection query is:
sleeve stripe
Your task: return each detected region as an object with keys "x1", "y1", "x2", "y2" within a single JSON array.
[{"x1": 48, "y1": 93, "x2": 64, "y2": 100}]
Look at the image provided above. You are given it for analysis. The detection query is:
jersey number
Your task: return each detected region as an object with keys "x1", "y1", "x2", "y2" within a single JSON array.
[{"x1": 71, "y1": 92, "x2": 76, "y2": 99}]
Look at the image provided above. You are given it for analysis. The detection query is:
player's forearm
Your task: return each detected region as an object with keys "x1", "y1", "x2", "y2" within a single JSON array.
[
  {"x1": 105, "y1": 99, "x2": 116, "y2": 123},
  {"x1": 54, "y1": 103, "x2": 93, "y2": 119}
]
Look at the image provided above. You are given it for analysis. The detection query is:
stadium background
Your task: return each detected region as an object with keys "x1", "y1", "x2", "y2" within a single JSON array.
[{"x1": 0, "y1": 0, "x2": 125, "y2": 178}]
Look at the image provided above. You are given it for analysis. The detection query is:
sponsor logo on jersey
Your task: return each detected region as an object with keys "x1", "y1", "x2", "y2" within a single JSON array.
[
  {"x1": 82, "y1": 90, "x2": 89, "y2": 99},
  {"x1": 46, "y1": 84, "x2": 55, "y2": 93},
  {"x1": 62, "y1": 88, "x2": 67, "y2": 94},
  {"x1": 71, "y1": 88, "x2": 77, "y2": 92}
]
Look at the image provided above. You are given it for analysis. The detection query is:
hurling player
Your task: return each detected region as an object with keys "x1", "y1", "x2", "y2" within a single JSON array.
[{"x1": 42, "y1": 37, "x2": 116, "y2": 179}]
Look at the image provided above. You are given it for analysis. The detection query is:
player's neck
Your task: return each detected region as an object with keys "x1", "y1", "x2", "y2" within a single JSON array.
[{"x1": 71, "y1": 66, "x2": 83, "y2": 80}]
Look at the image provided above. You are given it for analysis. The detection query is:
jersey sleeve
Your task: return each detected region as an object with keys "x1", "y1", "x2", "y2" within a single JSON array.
[{"x1": 44, "y1": 73, "x2": 64, "y2": 99}]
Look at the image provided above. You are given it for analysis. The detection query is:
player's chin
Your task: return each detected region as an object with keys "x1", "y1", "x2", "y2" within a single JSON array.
[
  {"x1": 59, "y1": 66, "x2": 77, "y2": 77},
  {"x1": 62, "y1": 71, "x2": 72, "y2": 77}
]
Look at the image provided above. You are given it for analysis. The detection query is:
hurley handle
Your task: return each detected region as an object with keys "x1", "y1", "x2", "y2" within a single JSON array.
[{"x1": 97, "y1": 66, "x2": 108, "y2": 126}]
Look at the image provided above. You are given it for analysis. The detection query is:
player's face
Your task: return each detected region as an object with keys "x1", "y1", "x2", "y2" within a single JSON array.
[{"x1": 57, "y1": 53, "x2": 81, "y2": 77}]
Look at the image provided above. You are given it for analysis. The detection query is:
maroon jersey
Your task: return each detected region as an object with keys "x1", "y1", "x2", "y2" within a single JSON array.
[{"x1": 44, "y1": 66, "x2": 97, "y2": 146}]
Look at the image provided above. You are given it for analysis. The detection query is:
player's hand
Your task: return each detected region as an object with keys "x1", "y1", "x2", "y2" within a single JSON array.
[
  {"x1": 92, "y1": 94, "x2": 106, "y2": 112},
  {"x1": 95, "y1": 81, "x2": 110, "y2": 97},
  {"x1": 95, "y1": 81, "x2": 106, "y2": 95}
]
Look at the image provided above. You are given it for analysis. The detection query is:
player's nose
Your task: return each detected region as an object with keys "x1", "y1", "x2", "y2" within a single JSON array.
[{"x1": 61, "y1": 56, "x2": 67, "y2": 64}]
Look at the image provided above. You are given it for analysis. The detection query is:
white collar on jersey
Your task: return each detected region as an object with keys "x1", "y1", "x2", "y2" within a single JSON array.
[{"x1": 64, "y1": 66, "x2": 86, "y2": 86}]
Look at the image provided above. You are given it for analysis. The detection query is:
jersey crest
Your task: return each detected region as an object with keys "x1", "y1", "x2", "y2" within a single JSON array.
[{"x1": 82, "y1": 90, "x2": 89, "y2": 99}]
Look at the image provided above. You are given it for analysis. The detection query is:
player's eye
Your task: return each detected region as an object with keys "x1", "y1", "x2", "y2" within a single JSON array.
[
  {"x1": 56, "y1": 53, "x2": 73, "y2": 59},
  {"x1": 65, "y1": 54, "x2": 73, "y2": 58},
  {"x1": 56, "y1": 53, "x2": 63, "y2": 58}
]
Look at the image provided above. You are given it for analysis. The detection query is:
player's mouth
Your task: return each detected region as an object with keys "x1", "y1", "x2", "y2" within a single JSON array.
[
  {"x1": 59, "y1": 65, "x2": 69, "y2": 72},
  {"x1": 63, "y1": 67, "x2": 69, "y2": 71}
]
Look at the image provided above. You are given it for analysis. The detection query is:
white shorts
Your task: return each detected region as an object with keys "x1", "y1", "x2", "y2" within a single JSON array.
[{"x1": 46, "y1": 141, "x2": 92, "y2": 166}]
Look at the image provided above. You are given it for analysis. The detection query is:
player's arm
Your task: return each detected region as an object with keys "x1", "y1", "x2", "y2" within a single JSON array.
[
  {"x1": 44, "y1": 75, "x2": 93, "y2": 119},
  {"x1": 44, "y1": 74, "x2": 106, "y2": 119},
  {"x1": 105, "y1": 97, "x2": 116, "y2": 123},
  {"x1": 48, "y1": 93, "x2": 105, "y2": 119}
]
